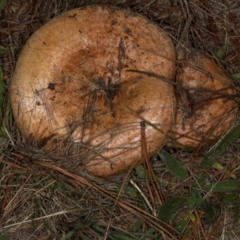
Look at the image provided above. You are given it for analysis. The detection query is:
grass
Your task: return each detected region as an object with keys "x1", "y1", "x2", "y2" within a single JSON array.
[{"x1": 1, "y1": 0, "x2": 240, "y2": 239}]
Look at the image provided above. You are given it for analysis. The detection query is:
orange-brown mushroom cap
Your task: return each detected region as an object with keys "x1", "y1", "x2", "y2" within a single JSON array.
[
  {"x1": 168, "y1": 50, "x2": 238, "y2": 148},
  {"x1": 10, "y1": 5, "x2": 176, "y2": 176}
]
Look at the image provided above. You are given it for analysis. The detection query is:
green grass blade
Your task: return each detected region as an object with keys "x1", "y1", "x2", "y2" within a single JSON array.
[
  {"x1": 135, "y1": 165, "x2": 148, "y2": 179},
  {"x1": 201, "y1": 125, "x2": 240, "y2": 168},
  {"x1": 0, "y1": 46, "x2": 7, "y2": 54},
  {"x1": 215, "y1": 44, "x2": 227, "y2": 59},
  {"x1": 158, "y1": 197, "x2": 186, "y2": 222},
  {"x1": 221, "y1": 193, "x2": 239, "y2": 205},
  {"x1": 158, "y1": 150, "x2": 189, "y2": 180},
  {"x1": 232, "y1": 72, "x2": 240, "y2": 80},
  {"x1": 203, "y1": 180, "x2": 239, "y2": 193},
  {"x1": 0, "y1": 0, "x2": 7, "y2": 11},
  {"x1": 132, "y1": 221, "x2": 141, "y2": 232},
  {"x1": 199, "y1": 200, "x2": 220, "y2": 223},
  {"x1": 187, "y1": 195, "x2": 204, "y2": 210},
  {"x1": 61, "y1": 231, "x2": 75, "y2": 240},
  {"x1": 0, "y1": 236, "x2": 8, "y2": 240},
  {"x1": 175, "y1": 219, "x2": 191, "y2": 235}
]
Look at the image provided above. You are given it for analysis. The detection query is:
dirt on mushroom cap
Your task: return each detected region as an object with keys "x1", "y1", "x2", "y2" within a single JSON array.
[{"x1": 10, "y1": 5, "x2": 176, "y2": 176}]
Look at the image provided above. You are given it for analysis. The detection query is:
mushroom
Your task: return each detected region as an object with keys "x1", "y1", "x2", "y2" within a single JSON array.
[
  {"x1": 167, "y1": 50, "x2": 238, "y2": 148},
  {"x1": 10, "y1": 5, "x2": 176, "y2": 177}
]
